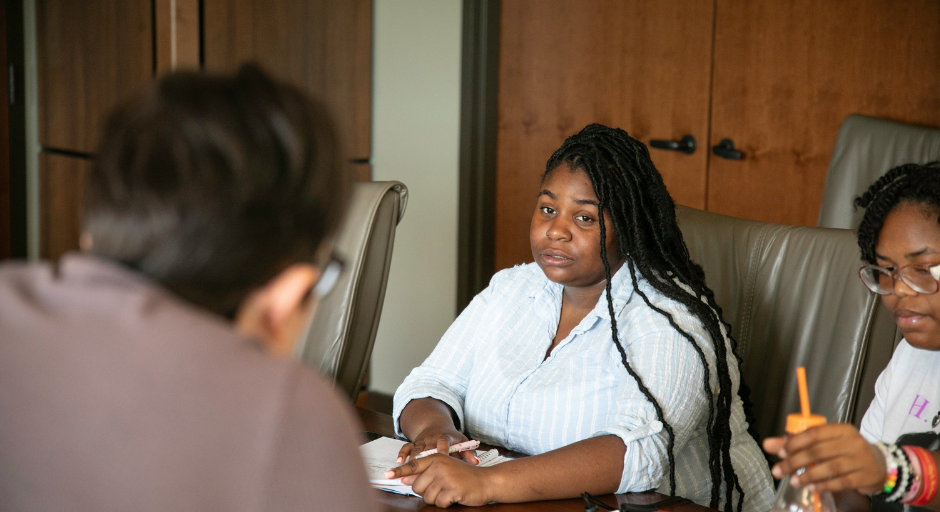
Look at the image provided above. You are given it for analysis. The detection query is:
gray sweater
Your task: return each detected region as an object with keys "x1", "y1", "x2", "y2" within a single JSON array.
[{"x1": 0, "y1": 254, "x2": 379, "y2": 512}]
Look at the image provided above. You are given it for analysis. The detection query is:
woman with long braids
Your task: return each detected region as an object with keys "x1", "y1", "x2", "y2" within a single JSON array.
[
  {"x1": 386, "y1": 124, "x2": 774, "y2": 510},
  {"x1": 766, "y1": 162, "x2": 940, "y2": 512}
]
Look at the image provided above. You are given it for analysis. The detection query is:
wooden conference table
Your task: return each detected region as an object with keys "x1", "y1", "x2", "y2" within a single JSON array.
[{"x1": 357, "y1": 407, "x2": 720, "y2": 512}]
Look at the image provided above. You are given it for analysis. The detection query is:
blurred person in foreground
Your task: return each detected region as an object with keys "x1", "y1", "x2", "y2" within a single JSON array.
[{"x1": 0, "y1": 65, "x2": 380, "y2": 512}]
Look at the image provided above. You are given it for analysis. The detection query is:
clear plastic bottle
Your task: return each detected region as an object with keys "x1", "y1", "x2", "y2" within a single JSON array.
[{"x1": 770, "y1": 413, "x2": 837, "y2": 512}]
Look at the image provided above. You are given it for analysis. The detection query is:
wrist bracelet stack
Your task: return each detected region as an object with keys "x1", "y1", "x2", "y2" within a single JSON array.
[
  {"x1": 907, "y1": 446, "x2": 938, "y2": 507},
  {"x1": 873, "y1": 442, "x2": 938, "y2": 506}
]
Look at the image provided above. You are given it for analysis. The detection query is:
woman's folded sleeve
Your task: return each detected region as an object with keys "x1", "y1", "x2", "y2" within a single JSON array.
[
  {"x1": 591, "y1": 327, "x2": 710, "y2": 494},
  {"x1": 391, "y1": 279, "x2": 499, "y2": 437}
]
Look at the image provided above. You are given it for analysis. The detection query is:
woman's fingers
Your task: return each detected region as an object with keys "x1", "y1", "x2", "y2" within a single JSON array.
[
  {"x1": 784, "y1": 425, "x2": 852, "y2": 454},
  {"x1": 406, "y1": 431, "x2": 467, "y2": 461},
  {"x1": 769, "y1": 424, "x2": 887, "y2": 496},
  {"x1": 459, "y1": 450, "x2": 480, "y2": 465},
  {"x1": 398, "y1": 454, "x2": 491, "y2": 508},
  {"x1": 788, "y1": 443, "x2": 885, "y2": 494},
  {"x1": 421, "y1": 480, "x2": 445, "y2": 507},
  {"x1": 437, "y1": 436, "x2": 450, "y2": 457},
  {"x1": 763, "y1": 436, "x2": 787, "y2": 457},
  {"x1": 791, "y1": 456, "x2": 855, "y2": 486},
  {"x1": 384, "y1": 456, "x2": 434, "y2": 479},
  {"x1": 773, "y1": 437, "x2": 845, "y2": 478},
  {"x1": 797, "y1": 463, "x2": 877, "y2": 494},
  {"x1": 773, "y1": 425, "x2": 872, "y2": 478},
  {"x1": 397, "y1": 442, "x2": 415, "y2": 464},
  {"x1": 407, "y1": 457, "x2": 473, "y2": 508}
]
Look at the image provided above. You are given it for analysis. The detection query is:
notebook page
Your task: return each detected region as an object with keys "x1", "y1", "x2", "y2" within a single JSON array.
[{"x1": 359, "y1": 437, "x2": 514, "y2": 497}]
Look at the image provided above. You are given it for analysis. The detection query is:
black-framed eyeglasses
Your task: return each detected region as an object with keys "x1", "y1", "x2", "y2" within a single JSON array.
[
  {"x1": 858, "y1": 263, "x2": 940, "y2": 295},
  {"x1": 581, "y1": 492, "x2": 690, "y2": 512}
]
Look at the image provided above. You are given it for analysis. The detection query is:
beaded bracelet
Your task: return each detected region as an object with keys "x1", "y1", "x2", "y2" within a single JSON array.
[
  {"x1": 909, "y1": 446, "x2": 938, "y2": 507},
  {"x1": 896, "y1": 446, "x2": 914, "y2": 501},
  {"x1": 891, "y1": 444, "x2": 912, "y2": 502},
  {"x1": 875, "y1": 443, "x2": 900, "y2": 498},
  {"x1": 901, "y1": 446, "x2": 923, "y2": 504},
  {"x1": 874, "y1": 442, "x2": 912, "y2": 502}
]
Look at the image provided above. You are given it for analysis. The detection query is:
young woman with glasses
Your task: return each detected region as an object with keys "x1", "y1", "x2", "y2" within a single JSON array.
[{"x1": 765, "y1": 162, "x2": 940, "y2": 512}]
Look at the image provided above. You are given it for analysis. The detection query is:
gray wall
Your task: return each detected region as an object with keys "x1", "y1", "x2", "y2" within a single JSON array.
[{"x1": 369, "y1": 0, "x2": 463, "y2": 395}]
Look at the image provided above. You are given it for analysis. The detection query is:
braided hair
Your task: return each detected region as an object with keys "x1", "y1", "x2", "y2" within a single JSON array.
[
  {"x1": 544, "y1": 124, "x2": 750, "y2": 512},
  {"x1": 855, "y1": 161, "x2": 940, "y2": 262}
]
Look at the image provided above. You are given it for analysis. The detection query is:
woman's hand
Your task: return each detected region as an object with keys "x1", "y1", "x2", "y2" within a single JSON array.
[
  {"x1": 763, "y1": 424, "x2": 887, "y2": 495},
  {"x1": 386, "y1": 437, "x2": 494, "y2": 508},
  {"x1": 397, "y1": 397, "x2": 478, "y2": 463},
  {"x1": 397, "y1": 426, "x2": 479, "y2": 464}
]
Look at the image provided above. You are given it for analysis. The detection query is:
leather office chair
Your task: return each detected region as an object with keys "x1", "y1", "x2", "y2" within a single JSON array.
[
  {"x1": 817, "y1": 114, "x2": 940, "y2": 230},
  {"x1": 676, "y1": 206, "x2": 896, "y2": 441},
  {"x1": 294, "y1": 181, "x2": 408, "y2": 402}
]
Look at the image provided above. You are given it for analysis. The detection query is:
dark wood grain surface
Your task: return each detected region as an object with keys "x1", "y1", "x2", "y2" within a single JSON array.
[
  {"x1": 492, "y1": 0, "x2": 940, "y2": 273},
  {"x1": 39, "y1": 152, "x2": 92, "y2": 261},
  {"x1": 154, "y1": 0, "x2": 199, "y2": 74},
  {"x1": 0, "y1": 0, "x2": 9, "y2": 259},
  {"x1": 203, "y1": 0, "x2": 372, "y2": 163},
  {"x1": 707, "y1": 0, "x2": 940, "y2": 226},
  {"x1": 357, "y1": 407, "x2": 718, "y2": 512},
  {"x1": 37, "y1": 0, "x2": 153, "y2": 154},
  {"x1": 494, "y1": 0, "x2": 715, "y2": 272}
]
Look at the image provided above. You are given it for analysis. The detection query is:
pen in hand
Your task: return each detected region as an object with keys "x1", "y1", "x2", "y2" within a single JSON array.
[{"x1": 415, "y1": 440, "x2": 480, "y2": 459}]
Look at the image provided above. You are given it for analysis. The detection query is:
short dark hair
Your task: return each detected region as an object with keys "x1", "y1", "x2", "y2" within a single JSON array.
[
  {"x1": 85, "y1": 64, "x2": 350, "y2": 317},
  {"x1": 855, "y1": 161, "x2": 940, "y2": 263}
]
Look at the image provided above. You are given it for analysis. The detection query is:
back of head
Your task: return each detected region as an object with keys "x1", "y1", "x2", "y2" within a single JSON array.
[
  {"x1": 85, "y1": 64, "x2": 350, "y2": 317},
  {"x1": 855, "y1": 161, "x2": 940, "y2": 263}
]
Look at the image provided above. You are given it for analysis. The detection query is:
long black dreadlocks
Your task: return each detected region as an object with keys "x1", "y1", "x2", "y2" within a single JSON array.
[
  {"x1": 544, "y1": 124, "x2": 750, "y2": 512},
  {"x1": 855, "y1": 161, "x2": 940, "y2": 263}
]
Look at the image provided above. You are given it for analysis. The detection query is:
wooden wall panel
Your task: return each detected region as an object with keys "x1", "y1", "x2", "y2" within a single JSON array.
[
  {"x1": 203, "y1": 0, "x2": 373, "y2": 162},
  {"x1": 40, "y1": 153, "x2": 92, "y2": 261},
  {"x1": 1, "y1": 0, "x2": 10, "y2": 259},
  {"x1": 155, "y1": 0, "x2": 200, "y2": 73},
  {"x1": 36, "y1": 0, "x2": 153, "y2": 154},
  {"x1": 495, "y1": 0, "x2": 716, "y2": 271},
  {"x1": 708, "y1": 0, "x2": 940, "y2": 226}
]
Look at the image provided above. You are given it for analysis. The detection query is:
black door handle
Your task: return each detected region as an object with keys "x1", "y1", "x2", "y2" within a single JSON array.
[
  {"x1": 649, "y1": 135, "x2": 696, "y2": 155},
  {"x1": 712, "y1": 138, "x2": 743, "y2": 160}
]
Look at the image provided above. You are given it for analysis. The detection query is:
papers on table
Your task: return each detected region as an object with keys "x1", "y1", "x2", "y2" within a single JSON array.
[
  {"x1": 477, "y1": 449, "x2": 513, "y2": 467},
  {"x1": 359, "y1": 436, "x2": 513, "y2": 497},
  {"x1": 360, "y1": 437, "x2": 420, "y2": 496}
]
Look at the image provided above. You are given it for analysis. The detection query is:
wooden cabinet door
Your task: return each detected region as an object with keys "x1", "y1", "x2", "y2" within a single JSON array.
[
  {"x1": 203, "y1": 0, "x2": 373, "y2": 168},
  {"x1": 36, "y1": 0, "x2": 153, "y2": 154},
  {"x1": 707, "y1": 0, "x2": 940, "y2": 226},
  {"x1": 40, "y1": 153, "x2": 93, "y2": 261},
  {"x1": 495, "y1": 0, "x2": 715, "y2": 271},
  {"x1": 1, "y1": 0, "x2": 9, "y2": 259}
]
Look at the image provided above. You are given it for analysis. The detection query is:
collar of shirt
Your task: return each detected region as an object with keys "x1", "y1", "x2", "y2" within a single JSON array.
[
  {"x1": 57, "y1": 252, "x2": 164, "y2": 293},
  {"x1": 525, "y1": 263, "x2": 638, "y2": 339}
]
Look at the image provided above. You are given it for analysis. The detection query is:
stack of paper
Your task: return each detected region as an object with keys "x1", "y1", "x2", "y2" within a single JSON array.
[{"x1": 359, "y1": 436, "x2": 513, "y2": 497}]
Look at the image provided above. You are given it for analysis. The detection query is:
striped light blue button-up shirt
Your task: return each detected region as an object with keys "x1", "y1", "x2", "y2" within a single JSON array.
[{"x1": 393, "y1": 262, "x2": 773, "y2": 512}]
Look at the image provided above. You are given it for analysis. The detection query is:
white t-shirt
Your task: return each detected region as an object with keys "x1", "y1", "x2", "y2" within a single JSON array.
[{"x1": 860, "y1": 339, "x2": 940, "y2": 446}]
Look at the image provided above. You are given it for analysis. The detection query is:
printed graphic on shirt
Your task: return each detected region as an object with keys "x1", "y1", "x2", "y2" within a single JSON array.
[{"x1": 907, "y1": 394, "x2": 940, "y2": 428}]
